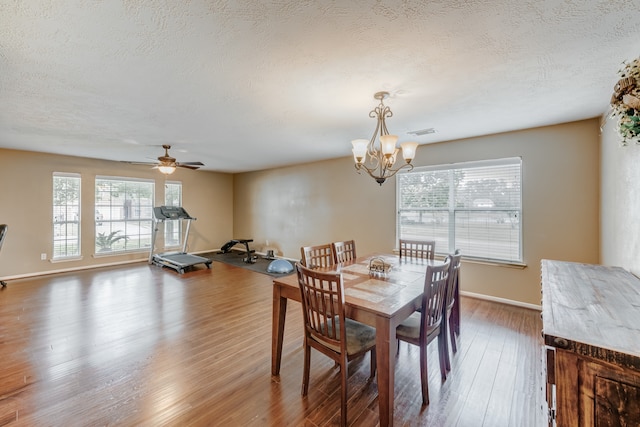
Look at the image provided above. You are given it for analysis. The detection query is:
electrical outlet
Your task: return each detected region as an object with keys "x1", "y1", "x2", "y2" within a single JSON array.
[{"x1": 40, "y1": 253, "x2": 47, "y2": 260}]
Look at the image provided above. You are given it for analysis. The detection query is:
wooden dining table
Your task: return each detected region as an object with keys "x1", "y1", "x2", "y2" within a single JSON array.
[{"x1": 271, "y1": 253, "x2": 441, "y2": 427}]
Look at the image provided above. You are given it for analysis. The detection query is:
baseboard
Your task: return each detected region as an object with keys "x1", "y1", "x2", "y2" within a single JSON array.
[
  {"x1": 4, "y1": 248, "x2": 223, "y2": 282},
  {"x1": 202, "y1": 248, "x2": 299, "y2": 263},
  {"x1": 1, "y1": 257, "x2": 149, "y2": 281},
  {"x1": 460, "y1": 290, "x2": 541, "y2": 311}
]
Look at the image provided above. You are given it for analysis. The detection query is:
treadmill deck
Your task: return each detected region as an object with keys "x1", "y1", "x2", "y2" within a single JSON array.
[{"x1": 152, "y1": 252, "x2": 211, "y2": 274}]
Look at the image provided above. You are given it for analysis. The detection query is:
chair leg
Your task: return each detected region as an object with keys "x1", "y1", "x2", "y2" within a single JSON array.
[
  {"x1": 449, "y1": 315, "x2": 457, "y2": 354},
  {"x1": 370, "y1": 348, "x2": 377, "y2": 378},
  {"x1": 438, "y1": 333, "x2": 448, "y2": 382},
  {"x1": 340, "y1": 358, "x2": 348, "y2": 427},
  {"x1": 419, "y1": 344, "x2": 429, "y2": 406},
  {"x1": 302, "y1": 344, "x2": 311, "y2": 396},
  {"x1": 442, "y1": 320, "x2": 452, "y2": 373}
]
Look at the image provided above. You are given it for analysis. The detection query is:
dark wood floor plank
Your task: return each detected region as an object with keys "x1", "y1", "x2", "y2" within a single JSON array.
[{"x1": 0, "y1": 261, "x2": 546, "y2": 426}]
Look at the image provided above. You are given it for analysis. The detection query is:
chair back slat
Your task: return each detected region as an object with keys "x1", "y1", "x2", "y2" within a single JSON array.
[
  {"x1": 332, "y1": 240, "x2": 356, "y2": 263},
  {"x1": 301, "y1": 244, "x2": 335, "y2": 269},
  {"x1": 296, "y1": 263, "x2": 345, "y2": 352},
  {"x1": 445, "y1": 251, "x2": 462, "y2": 312},
  {"x1": 421, "y1": 258, "x2": 450, "y2": 336},
  {"x1": 399, "y1": 239, "x2": 435, "y2": 260}
]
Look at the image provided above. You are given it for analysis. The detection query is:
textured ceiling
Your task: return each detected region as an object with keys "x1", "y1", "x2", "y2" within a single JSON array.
[{"x1": 1, "y1": 1, "x2": 639, "y2": 173}]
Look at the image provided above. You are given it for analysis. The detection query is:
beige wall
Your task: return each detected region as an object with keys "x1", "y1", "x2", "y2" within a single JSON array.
[
  {"x1": 234, "y1": 119, "x2": 601, "y2": 306},
  {"x1": 0, "y1": 148, "x2": 234, "y2": 278},
  {"x1": 0, "y1": 119, "x2": 601, "y2": 306},
  {"x1": 600, "y1": 117, "x2": 640, "y2": 275}
]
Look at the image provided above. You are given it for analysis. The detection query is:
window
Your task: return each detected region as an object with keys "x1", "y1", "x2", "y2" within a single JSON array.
[
  {"x1": 53, "y1": 173, "x2": 81, "y2": 259},
  {"x1": 95, "y1": 177, "x2": 154, "y2": 254},
  {"x1": 397, "y1": 158, "x2": 522, "y2": 263},
  {"x1": 164, "y1": 181, "x2": 182, "y2": 247}
]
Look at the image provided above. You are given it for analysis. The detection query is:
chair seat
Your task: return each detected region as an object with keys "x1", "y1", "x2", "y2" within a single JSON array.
[
  {"x1": 396, "y1": 312, "x2": 439, "y2": 341},
  {"x1": 311, "y1": 317, "x2": 376, "y2": 356}
]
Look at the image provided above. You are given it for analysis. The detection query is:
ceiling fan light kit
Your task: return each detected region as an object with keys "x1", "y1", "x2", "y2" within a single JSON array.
[
  {"x1": 351, "y1": 91, "x2": 420, "y2": 186},
  {"x1": 157, "y1": 165, "x2": 176, "y2": 175}
]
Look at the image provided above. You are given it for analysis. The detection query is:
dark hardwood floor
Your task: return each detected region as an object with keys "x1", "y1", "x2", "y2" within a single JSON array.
[{"x1": 0, "y1": 261, "x2": 547, "y2": 426}]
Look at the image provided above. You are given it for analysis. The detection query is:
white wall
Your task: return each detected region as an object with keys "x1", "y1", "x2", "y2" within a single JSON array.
[{"x1": 601, "y1": 117, "x2": 640, "y2": 275}]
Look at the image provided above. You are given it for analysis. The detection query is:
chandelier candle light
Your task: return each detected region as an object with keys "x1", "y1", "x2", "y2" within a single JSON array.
[{"x1": 351, "y1": 91, "x2": 419, "y2": 185}]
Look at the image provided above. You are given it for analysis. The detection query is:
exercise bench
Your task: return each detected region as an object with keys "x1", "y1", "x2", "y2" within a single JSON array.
[{"x1": 219, "y1": 238, "x2": 257, "y2": 264}]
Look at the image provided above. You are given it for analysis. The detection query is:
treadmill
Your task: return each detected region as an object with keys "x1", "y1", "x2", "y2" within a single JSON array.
[{"x1": 149, "y1": 206, "x2": 212, "y2": 274}]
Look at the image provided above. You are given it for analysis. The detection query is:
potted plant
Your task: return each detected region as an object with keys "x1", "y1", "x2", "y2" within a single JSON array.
[
  {"x1": 610, "y1": 57, "x2": 640, "y2": 145},
  {"x1": 96, "y1": 230, "x2": 129, "y2": 252}
]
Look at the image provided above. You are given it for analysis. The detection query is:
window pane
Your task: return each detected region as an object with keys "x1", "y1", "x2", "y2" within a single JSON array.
[
  {"x1": 399, "y1": 169, "x2": 450, "y2": 209},
  {"x1": 397, "y1": 209, "x2": 449, "y2": 252},
  {"x1": 455, "y1": 164, "x2": 521, "y2": 209},
  {"x1": 53, "y1": 174, "x2": 81, "y2": 258},
  {"x1": 164, "y1": 182, "x2": 182, "y2": 247},
  {"x1": 454, "y1": 210, "x2": 521, "y2": 261},
  {"x1": 95, "y1": 177, "x2": 154, "y2": 254},
  {"x1": 397, "y1": 158, "x2": 522, "y2": 263}
]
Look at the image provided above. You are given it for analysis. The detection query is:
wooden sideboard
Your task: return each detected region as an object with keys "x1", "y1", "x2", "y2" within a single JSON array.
[{"x1": 541, "y1": 260, "x2": 640, "y2": 426}]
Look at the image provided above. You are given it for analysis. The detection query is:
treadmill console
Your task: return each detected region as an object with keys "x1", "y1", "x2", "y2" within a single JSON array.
[{"x1": 153, "y1": 206, "x2": 194, "y2": 220}]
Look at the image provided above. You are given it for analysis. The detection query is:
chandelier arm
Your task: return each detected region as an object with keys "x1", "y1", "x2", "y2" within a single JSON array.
[
  {"x1": 355, "y1": 160, "x2": 414, "y2": 182},
  {"x1": 367, "y1": 107, "x2": 382, "y2": 158}
]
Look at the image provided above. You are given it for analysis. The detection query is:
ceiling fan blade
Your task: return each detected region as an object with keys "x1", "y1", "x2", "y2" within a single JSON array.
[
  {"x1": 122, "y1": 161, "x2": 159, "y2": 166},
  {"x1": 179, "y1": 161, "x2": 204, "y2": 166},
  {"x1": 176, "y1": 164, "x2": 201, "y2": 170}
]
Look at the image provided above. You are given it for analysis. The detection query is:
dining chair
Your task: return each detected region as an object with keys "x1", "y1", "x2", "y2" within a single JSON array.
[
  {"x1": 395, "y1": 257, "x2": 450, "y2": 406},
  {"x1": 442, "y1": 250, "x2": 462, "y2": 372},
  {"x1": 300, "y1": 243, "x2": 335, "y2": 269},
  {"x1": 398, "y1": 239, "x2": 436, "y2": 260},
  {"x1": 295, "y1": 263, "x2": 377, "y2": 427},
  {"x1": 332, "y1": 240, "x2": 356, "y2": 264}
]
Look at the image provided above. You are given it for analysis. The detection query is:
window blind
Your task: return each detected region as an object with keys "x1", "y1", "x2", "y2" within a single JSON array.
[{"x1": 397, "y1": 158, "x2": 522, "y2": 263}]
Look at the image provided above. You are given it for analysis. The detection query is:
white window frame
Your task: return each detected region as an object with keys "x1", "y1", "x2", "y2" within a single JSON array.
[
  {"x1": 396, "y1": 157, "x2": 523, "y2": 264},
  {"x1": 164, "y1": 181, "x2": 182, "y2": 248},
  {"x1": 95, "y1": 176, "x2": 155, "y2": 255},
  {"x1": 53, "y1": 173, "x2": 82, "y2": 260}
]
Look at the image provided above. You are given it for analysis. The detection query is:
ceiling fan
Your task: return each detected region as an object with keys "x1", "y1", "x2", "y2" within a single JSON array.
[{"x1": 126, "y1": 145, "x2": 204, "y2": 175}]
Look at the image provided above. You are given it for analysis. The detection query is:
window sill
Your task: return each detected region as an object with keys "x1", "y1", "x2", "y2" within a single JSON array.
[
  {"x1": 50, "y1": 256, "x2": 84, "y2": 263},
  {"x1": 456, "y1": 257, "x2": 527, "y2": 269},
  {"x1": 93, "y1": 249, "x2": 150, "y2": 258},
  {"x1": 392, "y1": 249, "x2": 527, "y2": 269}
]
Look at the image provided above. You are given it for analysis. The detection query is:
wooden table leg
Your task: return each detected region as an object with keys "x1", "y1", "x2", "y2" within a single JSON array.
[
  {"x1": 271, "y1": 284, "x2": 288, "y2": 376},
  {"x1": 376, "y1": 316, "x2": 395, "y2": 427}
]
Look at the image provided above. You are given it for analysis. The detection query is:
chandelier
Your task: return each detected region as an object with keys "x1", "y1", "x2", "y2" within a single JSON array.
[{"x1": 351, "y1": 91, "x2": 419, "y2": 185}]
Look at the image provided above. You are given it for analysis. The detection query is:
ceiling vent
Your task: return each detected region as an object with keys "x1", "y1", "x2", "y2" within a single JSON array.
[{"x1": 407, "y1": 128, "x2": 436, "y2": 136}]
